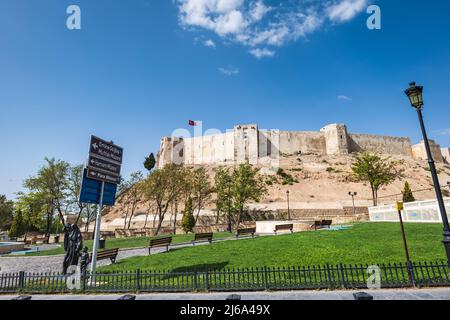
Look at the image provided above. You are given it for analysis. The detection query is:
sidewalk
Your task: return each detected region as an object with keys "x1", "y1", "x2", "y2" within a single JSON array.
[{"x1": 1, "y1": 288, "x2": 450, "y2": 300}]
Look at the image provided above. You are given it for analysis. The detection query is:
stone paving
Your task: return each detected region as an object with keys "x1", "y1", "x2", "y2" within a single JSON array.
[
  {"x1": 0, "y1": 236, "x2": 254, "y2": 274},
  {"x1": 1, "y1": 288, "x2": 450, "y2": 300}
]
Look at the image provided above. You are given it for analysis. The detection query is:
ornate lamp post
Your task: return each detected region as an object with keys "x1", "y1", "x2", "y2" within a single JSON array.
[
  {"x1": 348, "y1": 192, "x2": 357, "y2": 215},
  {"x1": 405, "y1": 82, "x2": 450, "y2": 265},
  {"x1": 286, "y1": 190, "x2": 291, "y2": 220}
]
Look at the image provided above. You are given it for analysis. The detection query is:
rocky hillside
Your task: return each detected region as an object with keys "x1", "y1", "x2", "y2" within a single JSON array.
[{"x1": 101, "y1": 153, "x2": 450, "y2": 228}]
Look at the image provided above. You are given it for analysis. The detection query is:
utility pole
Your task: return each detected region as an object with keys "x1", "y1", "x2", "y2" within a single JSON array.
[{"x1": 348, "y1": 192, "x2": 357, "y2": 215}]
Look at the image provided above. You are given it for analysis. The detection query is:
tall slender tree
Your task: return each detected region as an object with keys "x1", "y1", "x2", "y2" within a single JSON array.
[
  {"x1": 351, "y1": 152, "x2": 404, "y2": 206},
  {"x1": 23, "y1": 158, "x2": 70, "y2": 225},
  {"x1": 144, "y1": 153, "x2": 156, "y2": 172}
]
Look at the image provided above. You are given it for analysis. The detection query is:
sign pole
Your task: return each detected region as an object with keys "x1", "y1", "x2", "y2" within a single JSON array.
[{"x1": 90, "y1": 181, "x2": 105, "y2": 282}]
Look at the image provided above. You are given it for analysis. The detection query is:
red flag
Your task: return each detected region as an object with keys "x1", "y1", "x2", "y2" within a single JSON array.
[{"x1": 188, "y1": 120, "x2": 197, "y2": 126}]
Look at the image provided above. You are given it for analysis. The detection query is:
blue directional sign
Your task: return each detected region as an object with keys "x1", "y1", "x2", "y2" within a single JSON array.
[{"x1": 79, "y1": 169, "x2": 118, "y2": 206}]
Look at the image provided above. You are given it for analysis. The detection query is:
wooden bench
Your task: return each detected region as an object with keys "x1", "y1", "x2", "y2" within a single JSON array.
[
  {"x1": 100, "y1": 231, "x2": 116, "y2": 239},
  {"x1": 192, "y1": 232, "x2": 213, "y2": 245},
  {"x1": 26, "y1": 235, "x2": 49, "y2": 245},
  {"x1": 235, "y1": 228, "x2": 256, "y2": 238},
  {"x1": 148, "y1": 236, "x2": 172, "y2": 254},
  {"x1": 312, "y1": 220, "x2": 333, "y2": 230},
  {"x1": 274, "y1": 224, "x2": 293, "y2": 235},
  {"x1": 133, "y1": 231, "x2": 147, "y2": 237},
  {"x1": 90, "y1": 248, "x2": 119, "y2": 264}
]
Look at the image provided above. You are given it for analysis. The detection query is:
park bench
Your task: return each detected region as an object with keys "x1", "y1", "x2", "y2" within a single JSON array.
[
  {"x1": 26, "y1": 235, "x2": 49, "y2": 245},
  {"x1": 90, "y1": 248, "x2": 119, "y2": 264},
  {"x1": 133, "y1": 231, "x2": 147, "y2": 237},
  {"x1": 100, "y1": 231, "x2": 116, "y2": 239},
  {"x1": 312, "y1": 220, "x2": 333, "y2": 230},
  {"x1": 192, "y1": 232, "x2": 213, "y2": 245},
  {"x1": 274, "y1": 224, "x2": 293, "y2": 235},
  {"x1": 235, "y1": 227, "x2": 256, "y2": 238},
  {"x1": 148, "y1": 236, "x2": 172, "y2": 254}
]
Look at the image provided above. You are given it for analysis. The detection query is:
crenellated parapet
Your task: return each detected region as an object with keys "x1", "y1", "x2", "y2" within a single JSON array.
[{"x1": 156, "y1": 123, "x2": 448, "y2": 168}]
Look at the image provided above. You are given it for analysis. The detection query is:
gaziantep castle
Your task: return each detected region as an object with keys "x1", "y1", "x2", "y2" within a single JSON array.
[{"x1": 156, "y1": 123, "x2": 450, "y2": 168}]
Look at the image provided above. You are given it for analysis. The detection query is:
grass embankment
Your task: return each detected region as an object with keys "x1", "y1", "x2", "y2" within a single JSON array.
[
  {"x1": 98, "y1": 222, "x2": 446, "y2": 272},
  {"x1": 19, "y1": 232, "x2": 234, "y2": 256}
]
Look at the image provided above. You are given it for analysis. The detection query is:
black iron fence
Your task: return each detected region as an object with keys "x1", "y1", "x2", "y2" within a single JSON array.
[{"x1": 1, "y1": 260, "x2": 449, "y2": 294}]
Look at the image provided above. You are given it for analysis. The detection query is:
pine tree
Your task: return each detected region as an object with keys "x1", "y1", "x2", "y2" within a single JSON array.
[
  {"x1": 144, "y1": 153, "x2": 156, "y2": 172},
  {"x1": 402, "y1": 181, "x2": 415, "y2": 203},
  {"x1": 181, "y1": 197, "x2": 195, "y2": 234},
  {"x1": 9, "y1": 209, "x2": 25, "y2": 238}
]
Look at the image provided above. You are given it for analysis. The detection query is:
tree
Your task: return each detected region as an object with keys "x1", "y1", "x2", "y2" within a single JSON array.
[
  {"x1": 351, "y1": 152, "x2": 404, "y2": 206},
  {"x1": 214, "y1": 167, "x2": 233, "y2": 224},
  {"x1": 120, "y1": 171, "x2": 144, "y2": 229},
  {"x1": 402, "y1": 181, "x2": 416, "y2": 203},
  {"x1": 0, "y1": 195, "x2": 14, "y2": 231},
  {"x1": 23, "y1": 158, "x2": 70, "y2": 225},
  {"x1": 191, "y1": 167, "x2": 213, "y2": 224},
  {"x1": 141, "y1": 164, "x2": 185, "y2": 235},
  {"x1": 144, "y1": 153, "x2": 156, "y2": 172},
  {"x1": 214, "y1": 164, "x2": 267, "y2": 231},
  {"x1": 181, "y1": 197, "x2": 195, "y2": 233},
  {"x1": 10, "y1": 193, "x2": 45, "y2": 240},
  {"x1": 8, "y1": 209, "x2": 25, "y2": 238},
  {"x1": 66, "y1": 164, "x2": 87, "y2": 225}
]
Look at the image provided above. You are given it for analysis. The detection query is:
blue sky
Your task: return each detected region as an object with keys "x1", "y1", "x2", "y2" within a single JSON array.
[{"x1": 1, "y1": 0, "x2": 450, "y2": 199}]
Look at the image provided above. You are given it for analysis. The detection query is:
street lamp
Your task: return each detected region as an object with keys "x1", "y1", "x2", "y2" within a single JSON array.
[
  {"x1": 405, "y1": 82, "x2": 450, "y2": 265},
  {"x1": 286, "y1": 190, "x2": 291, "y2": 221},
  {"x1": 348, "y1": 192, "x2": 357, "y2": 215}
]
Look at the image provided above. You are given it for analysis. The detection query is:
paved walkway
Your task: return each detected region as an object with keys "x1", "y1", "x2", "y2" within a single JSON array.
[
  {"x1": 1, "y1": 288, "x2": 450, "y2": 300},
  {"x1": 0, "y1": 235, "x2": 258, "y2": 274}
]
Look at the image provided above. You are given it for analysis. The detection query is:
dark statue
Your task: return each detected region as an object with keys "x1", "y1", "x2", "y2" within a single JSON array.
[
  {"x1": 63, "y1": 223, "x2": 83, "y2": 274},
  {"x1": 79, "y1": 246, "x2": 90, "y2": 275}
]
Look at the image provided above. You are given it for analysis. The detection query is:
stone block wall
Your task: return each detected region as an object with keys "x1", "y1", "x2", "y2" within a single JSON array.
[
  {"x1": 412, "y1": 140, "x2": 444, "y2": 162},
  {"x1": 157, "y1": 123, "x2": 449, "y2": 168}
]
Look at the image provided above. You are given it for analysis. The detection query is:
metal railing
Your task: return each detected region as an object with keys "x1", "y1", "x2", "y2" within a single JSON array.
[{"x1": 1, "y1": 261, "x2": 449, "y2": 294}]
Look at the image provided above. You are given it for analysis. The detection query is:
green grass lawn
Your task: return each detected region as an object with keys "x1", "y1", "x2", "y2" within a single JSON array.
[
  {"x1": 98, "y1": 222, "x2": 447, "y2": 272},
  {"x1": 20, "y1": 232, "x2": 234, "y2": 256}
]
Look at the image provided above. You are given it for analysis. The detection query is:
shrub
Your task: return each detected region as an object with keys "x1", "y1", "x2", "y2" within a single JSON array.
[{"x1": 181, "y1": 198, "x2": 195, "y2": 234}]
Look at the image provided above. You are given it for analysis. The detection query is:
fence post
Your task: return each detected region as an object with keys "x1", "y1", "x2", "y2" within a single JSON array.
[
  {"x1": 193, "y1": 271, "x2": 198, "y2": 291},
  {"x1": 263, "y1": 266, "x2": 269, "y2": 290},
  {"x1": 18, "y1": 271, "x2": 25, "y2": 291},
  {"x1": 136, "y1": 269, "x2": 141, "y2": 292},
  {"x1": 81, "y1": 269, "x2": 87, "y2": 293},
  {"x1": 339, "y1": 264, "x2": 347, "y2": 289},
  {"x1": 205, "y1": 270, "x2": 209, "y2": 292},
  {"x1": 326, "y1": 264, "x2": 334, "y2": 290}
]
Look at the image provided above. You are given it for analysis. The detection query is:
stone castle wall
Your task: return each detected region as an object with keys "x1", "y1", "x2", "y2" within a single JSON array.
[{"x1": 156, "y1": 123, "x2": 448, "y2": 168}]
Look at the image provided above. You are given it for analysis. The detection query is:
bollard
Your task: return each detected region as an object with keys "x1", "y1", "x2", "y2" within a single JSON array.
[
  {"x1": 12, "y1": 295, "x2": 32, "y2": 300},
  {"x1": 117, "y1": 295, "x2": 136, "y2": 300},
  {"x1": 353, "y1": 292, "x2": 373, "y2": 300},
  {"x1": 226, "y1": 294, "x2": 241, "y2": 301}
]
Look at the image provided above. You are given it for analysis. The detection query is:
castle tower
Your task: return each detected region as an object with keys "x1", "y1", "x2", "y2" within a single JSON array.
[
  {"x1": 234, "y1": 124, "x2": 259, "y2": 165},
  {"x1": 156, "y1": 136, "x2": 184, "y2": 168},
  {"x1": 321, "y1": 124, "x2": 349, "y2": 155},
  {"x1": 412, "y1": 140, "x2": 445, "y2": 163}
]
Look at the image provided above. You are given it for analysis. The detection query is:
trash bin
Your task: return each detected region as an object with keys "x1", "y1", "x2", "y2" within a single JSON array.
[
  {"x1": 99, "y1": 238, "x2": 106, "y2": 249},
  {"x1": 54, "y1": 235, "x2": 60, "y2": 244}
]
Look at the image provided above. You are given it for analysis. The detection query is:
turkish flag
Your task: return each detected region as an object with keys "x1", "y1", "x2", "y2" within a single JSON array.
[{"x1": 188, "y1": 120, "x2": 197, "y2": 126}]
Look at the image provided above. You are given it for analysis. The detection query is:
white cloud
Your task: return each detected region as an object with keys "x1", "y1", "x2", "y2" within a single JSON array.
[
  {"x1": 177, "y1": 0, "x2": 368, "y2": 58},
  {"x1": 338, "y1": 95, "x2": 352, "y2": 101},
  {"x1": 327, "y1": 0, "x2": 368, "y2": 22},
  {"x1": 249, "y1": 1, "x2": 271, "y2": 22},
  {"x1": 249, "y1": 48, "x2": 275, "y2": 58},
  {"x1": 204, "y1": 39, "x2": 216, "y2": 47},
  {"x1": 218, "y1": 65, "x2": 240, "y2": 76},
  {"x1": 437, "y1": 129, "x2": 450, "y2": 136}
]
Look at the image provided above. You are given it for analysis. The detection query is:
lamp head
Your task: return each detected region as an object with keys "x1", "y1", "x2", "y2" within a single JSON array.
[{"x1": 404, "y1": 82, "x2": 424, "y2": 109}]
